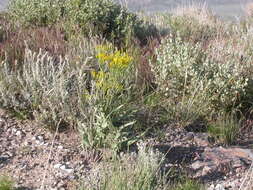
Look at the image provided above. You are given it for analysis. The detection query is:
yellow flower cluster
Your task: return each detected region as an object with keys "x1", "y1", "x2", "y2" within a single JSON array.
[
  {"x1": 91, "y1": 70, "x2": 123, "y2": 92},
  {"x1": 96, "y1": 45, "x2": 133, "y2": 69},
  {"x1": 90, "y1": 44, "x2": 133, "y2": 94}
]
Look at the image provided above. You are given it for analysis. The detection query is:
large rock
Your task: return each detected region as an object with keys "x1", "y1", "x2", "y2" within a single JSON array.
[{"x1": 189, "y1": 146, "x2": 253, "y2": 180}]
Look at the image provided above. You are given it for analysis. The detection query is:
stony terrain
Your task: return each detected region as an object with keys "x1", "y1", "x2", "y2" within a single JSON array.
[{"x1": 1, "y1": 107, "x2": 253, "y2": 190}]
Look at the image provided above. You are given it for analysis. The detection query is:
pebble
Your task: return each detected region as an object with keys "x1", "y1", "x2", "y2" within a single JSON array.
[
  {"x1": 35, "y1": 140, "x2": 41, "y2": 144},
  {"x1": 208, "y1": 184, "x2": 215, "y2": 190},
  {"x1": 12, "y1": 128, "x2": 17, "y2": 133},
  {"x1": 58, "y1": 145, "x2": 63, "y2": 149},
  {"x1": 54, "y1": 164, "x2": 62, "y2": 169},
  {"x1": 16, "y1": 131, "x2": 22, "y2": 136},
  {"x1": 60, "y1": 165, "x2": 73, "y2": 173},
  {"x1": 37, "y1": 136, "x2": 44, "y2": 141},
  {"x1": 215, "y1": 184, "x2": 225, "y2": 190}
]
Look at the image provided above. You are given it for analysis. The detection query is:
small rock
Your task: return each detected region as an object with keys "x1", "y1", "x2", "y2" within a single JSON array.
[
  {"x1": 35, "y1": 140, "x2": 41, "y2": 144},
  {"x1": 58, "y1": 145, "x2": 63, "y2": 149},
  {"x1": 63, "y1": 168, "x2": 73, "y2": 173},
  {"x1": 60, "y1": 165, "x2": 73, "y2": 173},
  {"x1": 215, "y1": 184, "x2": 225, "y2": 190},
  {"x1": 12, "y1": 128, "x2": 17, "y2": 133},
  {"x1": 68, "y1": 175, "x2": 75, "y2": 180},
  {"x1": 37, "y1": 136, "x2": 44, "y2": 141},
  {"x1": 54, "y1": 164, "x2": 62, "y2": 169},
  {"x1": 194, "y1": 133, "x2": 210, "y2": 146},
  {"x1": 208, "y1": 184, "x2": 215, "y2": 190},
  {"x1": 0, "y1": 155, "x2": 9, "y2": 163},
  {"x1": 16, "y1": 131, "x2": 22, "y2": 136},
  {"x1": 24, "y1": 141, "x2": 32, "y2": 146},
  {"x1": 183, "y1": 132, "x2": 194, "y2": 141}
]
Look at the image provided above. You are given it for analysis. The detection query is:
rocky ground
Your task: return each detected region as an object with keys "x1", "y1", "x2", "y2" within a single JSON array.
[{"x1": 1, "y1": 108, "x2": 253, "y2": 190}]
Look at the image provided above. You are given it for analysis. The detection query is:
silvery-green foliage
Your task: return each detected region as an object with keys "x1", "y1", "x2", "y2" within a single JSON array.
[
  {"x1": 152, "y1": 36, "x2": 248, "y2": 113},
  {"x1": 8, "y1": 0, "x2": 65, "y2": 26},
  {"x1": 0, "y1": 48, "x2": 88, "y2": 128}
]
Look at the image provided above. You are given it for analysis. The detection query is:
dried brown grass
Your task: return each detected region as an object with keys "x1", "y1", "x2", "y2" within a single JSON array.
[{"x1": 0, "y1": 20, "x2": 67, "y2": 65}]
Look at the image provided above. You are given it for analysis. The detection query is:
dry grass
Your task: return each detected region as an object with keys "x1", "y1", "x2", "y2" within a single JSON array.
[
  {"x1": 0, "y1": 20, "x2": 67, "y2": 65},
  {"x1": 172, "y1": 3, "x2": 217, "y2": 26}
]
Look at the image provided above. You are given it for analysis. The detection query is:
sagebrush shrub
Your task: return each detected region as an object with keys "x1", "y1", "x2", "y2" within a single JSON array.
[
  {"x1": 152, "y1": 36, "x2": 248, "y2": 119},
  {"x1": 0, "y1": 48, "x2": 88, "y2": 128},
  {"x1": 206, "y1": 31, "x2": 253, "y2": 114}
]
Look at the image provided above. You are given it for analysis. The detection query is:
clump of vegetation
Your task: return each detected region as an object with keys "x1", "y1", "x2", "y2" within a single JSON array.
[
  {"x1": 65, "y1": 0, "x2": 158, "y2": 45},
  {"x1": 151, "y1": 36, "x2": 248, "y2": 126},
  {"x1": 86, "y1": 144, "x2": 165, "y2": 190},
  {"x1": 0, "y1": 41, "x2": 139, "y2": 152},
  {"x1": 8, "y1": 0, "x2": 158, "y2": 45},
  {"x1": 0, "y1": 176, "x2": 14, "y2": 190},
  {"x1": 8, "y1": 0, "x2": 65, "y2": 26},
  {"x1": 83, "y1": 143, "x2": 204, "y2": 190},
  {"x1": 208, "y1": 113, "x2": 241, "y2": 145},
  {"x1": 174, "y1": 179, "x2": 204, "y2": 190},
  {"x1": 80, "y1": 43, "x2": 140, "y2": 152},
  {"x1": 0, "y1": 23, "x2": 67, "y2": 65},
  {"x1": 166, "y1": 3, "x2": 221, "y2": 43}
]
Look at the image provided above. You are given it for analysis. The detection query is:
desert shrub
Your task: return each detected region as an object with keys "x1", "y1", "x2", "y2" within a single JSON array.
[
  {"x1": 206, "y1": 31, "x2": 253, "y2": 115},
  {"x1": 65, "y1": 0, "x2": 158, "y2": 45},
  {"x1": 7, "y1": 0, "x2": 158, "y2": 45},
  {"x1": 152, "y1": 36, "x2": 248, "y2": 123},
  {"x1": 0, "y1": 48, "x2": 88, "y2": 128},
  {"x1": 8, "y1": 0, "x2": 65, "y2": 26}
]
